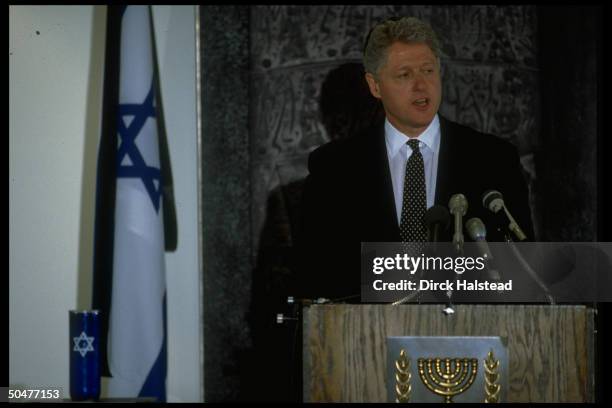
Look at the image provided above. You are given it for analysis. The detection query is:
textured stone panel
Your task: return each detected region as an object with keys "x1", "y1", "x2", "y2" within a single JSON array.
[
  {"x1": 425, "y1": 5, "x2": 538, "y2": 66},
  {"x1": 439, "y1": 63, "x2": 540, "y2": 153},
  {"x1": 250, "y1": 67, "x2": 331, "y2": 163},
  {"x1": 251, "y1": 6, "x2": 538, "y2": 72},
  {"x1": 200, "y1": 5, "x2": 251, "y2": 402}
]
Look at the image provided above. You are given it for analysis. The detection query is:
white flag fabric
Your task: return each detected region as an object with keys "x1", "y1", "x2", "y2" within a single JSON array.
[{"x1": 107, "y1": 5, "x2": 166, "y2": 400}]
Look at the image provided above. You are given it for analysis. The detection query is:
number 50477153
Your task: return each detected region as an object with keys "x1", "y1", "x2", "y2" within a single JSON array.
[{"x1": 7, "y1": 388, "x2": 61, "y2": 400}]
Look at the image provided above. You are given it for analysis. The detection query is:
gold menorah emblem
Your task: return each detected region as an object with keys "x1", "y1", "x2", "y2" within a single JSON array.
[{"x1": 417, "y1": 357, "x2": 478, "y2": 403}]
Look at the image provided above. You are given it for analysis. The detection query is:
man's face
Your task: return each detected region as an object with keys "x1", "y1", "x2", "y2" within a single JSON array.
[{"x1": 365, "y1": 41, "x2": 442, "y2": 137}]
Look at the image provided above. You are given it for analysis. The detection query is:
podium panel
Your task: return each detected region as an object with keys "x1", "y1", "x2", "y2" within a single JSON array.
[{"x1": 302, "y1": 304, "x2": 594, "y2": 402}]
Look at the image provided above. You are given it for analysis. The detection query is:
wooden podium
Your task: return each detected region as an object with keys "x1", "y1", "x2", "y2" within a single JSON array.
[{"x1": 302, "y1": 304, "x2": 595, "y2": 402}]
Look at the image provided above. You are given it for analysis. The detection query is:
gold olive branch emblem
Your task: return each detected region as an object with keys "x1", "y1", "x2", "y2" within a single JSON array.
[
  {"x1": 484, "y1": 349, "x2": 501, "y2": 403},
  {"x1": 395, "y1": 349, "x2": 412, "y2": 402}
]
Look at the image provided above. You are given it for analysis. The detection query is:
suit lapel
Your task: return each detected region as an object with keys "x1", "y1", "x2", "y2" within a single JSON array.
[
  {"x1": 361, "y1": 122, "x2": 400, "y2": 241},
  {"x1": 435, "y1": 116, "x2": 460, "y2": 208}
]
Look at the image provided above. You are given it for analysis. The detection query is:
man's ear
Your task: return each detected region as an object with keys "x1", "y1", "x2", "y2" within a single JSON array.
[{"x1": 365, "y1": 72, "x2": 381, "y2": 99}]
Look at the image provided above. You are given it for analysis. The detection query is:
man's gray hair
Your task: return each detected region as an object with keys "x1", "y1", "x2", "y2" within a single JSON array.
[{"x1": 363, "y1": 17, "x2": 442, "y2": 77}]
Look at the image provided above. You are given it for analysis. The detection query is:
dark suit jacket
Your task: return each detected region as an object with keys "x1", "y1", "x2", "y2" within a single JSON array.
[{"x1": 295, "y1": 116, "x2": 534, "y2": 300}]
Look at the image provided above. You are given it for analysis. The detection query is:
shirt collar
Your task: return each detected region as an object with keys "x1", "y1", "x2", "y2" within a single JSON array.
[{"x1": 385, "y1": 114, "x2": 440, "y2": 158}]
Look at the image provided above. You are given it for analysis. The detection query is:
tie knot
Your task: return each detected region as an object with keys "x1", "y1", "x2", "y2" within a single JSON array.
[{"x1": 407, "y1": 139, "x2": 420, "y2": 152}]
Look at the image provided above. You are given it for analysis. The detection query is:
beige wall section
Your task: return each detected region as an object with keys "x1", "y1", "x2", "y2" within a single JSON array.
[
  {"x1": 9, "y1": 5, "x2": 100, "y2": 396},
  {"x1": 9, "y1": 5, "x2": 202, "y2": 402}
]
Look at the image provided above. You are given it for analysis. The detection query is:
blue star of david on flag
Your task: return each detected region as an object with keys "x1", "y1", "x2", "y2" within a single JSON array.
[{"x1": 116, "y1": 82, "x2": 162, "y2": 213}]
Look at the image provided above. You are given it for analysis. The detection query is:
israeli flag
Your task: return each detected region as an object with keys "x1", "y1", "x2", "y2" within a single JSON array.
[{"x1": 107, "y1": 5, "x2": 166, "y2": 401}]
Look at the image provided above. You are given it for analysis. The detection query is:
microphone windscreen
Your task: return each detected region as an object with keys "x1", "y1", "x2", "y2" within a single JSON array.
[
  {"x1": 482, "y1": 190, "x2": 504, "y2": 212},
  {"x1": 465, "y1": 217, "x2": 486, "y2": 241},
  {"x1": 423, "y1": 205, "x2": 450, "y2": 230},
  {"x1": 448, "y1": 193, "x2": 468, "y2": 215}
]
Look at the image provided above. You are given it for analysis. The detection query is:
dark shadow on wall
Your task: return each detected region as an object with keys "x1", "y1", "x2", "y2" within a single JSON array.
[
  {"x1": 241, "y1": 63, "x2": 383, "y2": 402},
  {"x1": 535, "y1": 6, "x2": 599, "y2": 242},
  {"x1": 535, "y1": 6, "x2": 603, "y2": 403},
  {"x1": 319, "y1": 62, "x2": 385, "y2": 142}
]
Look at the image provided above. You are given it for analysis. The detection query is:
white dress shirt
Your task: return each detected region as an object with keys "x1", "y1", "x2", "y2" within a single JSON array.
[{"x1": 384, "y1": 114, "x2": 441, "y2": 225}]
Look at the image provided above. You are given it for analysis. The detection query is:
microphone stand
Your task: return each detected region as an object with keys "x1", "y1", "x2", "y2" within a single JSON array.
[
  {"x1": 393, "y1": 226, "x2": 439, "y2": 306},
  {"x1": 392, "y1": 242, "x2": 425, "y2": 306},
  {"x1": 507, "y1": 240, "x2": 555, "y2": 305},
  {"x1": 442, "y1": 240, "x2": 462, "y2": 316},
  {"x1": 495, "y1": 223, "x2": 554, "y2": 304},
  {"x1": 394, "y1": 205, "x2": 451, "y2": 308}
]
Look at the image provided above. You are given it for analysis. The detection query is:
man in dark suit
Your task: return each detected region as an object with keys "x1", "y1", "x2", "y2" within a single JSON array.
[{"x1": 295, "y1": 17, "x2": 534, "y2": 301}]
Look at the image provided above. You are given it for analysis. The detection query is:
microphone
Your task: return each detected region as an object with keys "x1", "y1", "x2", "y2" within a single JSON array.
[
  {"x1": 482, "y1": 190, "x2": 527, "y2": 241},
  {"x1": 423, "y1": 205, "x2": 450, "y2": 243},
  {"x1": 448, "y1": 194, "x2": 468, "y2": 252},
  {"x1": 394, "y1": 207, "x2": 450, "y2": 306},
  {"x1": 465, "y1": 217, "x2": 501, "y2": 281}
]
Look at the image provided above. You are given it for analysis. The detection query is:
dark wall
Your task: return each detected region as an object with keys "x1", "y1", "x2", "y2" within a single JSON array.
[
  {"x1": 200, "y1": 5, "x2": 600, "y2": 402},
  {"x1": 535, "y1": 6, "x2": 599, "y2": 241},
  {"x1": 200, "y1": 5, "x2": 251, "y2": 402},
  {"x1": 535, "y1": 6, "x2": 602, "y2": 402}
]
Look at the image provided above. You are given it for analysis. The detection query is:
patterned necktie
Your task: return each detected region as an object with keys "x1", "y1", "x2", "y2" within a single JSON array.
[{"x1": 400, "y1": 139, "x2": 427, "y2": 242}]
